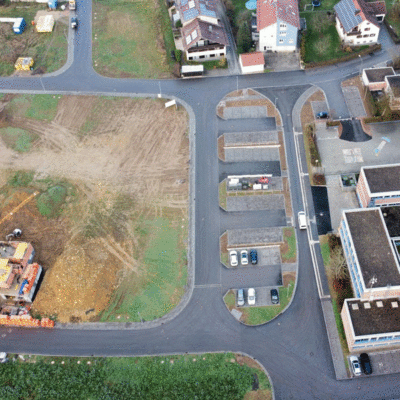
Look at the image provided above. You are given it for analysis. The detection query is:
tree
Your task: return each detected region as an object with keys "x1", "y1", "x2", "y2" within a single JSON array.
[
  {"x1": 237, "y1": 20, "x2": 252, "y2": 54},
  {"x1": 328, "y1": 246, "x2": 349, "y2": 280}
]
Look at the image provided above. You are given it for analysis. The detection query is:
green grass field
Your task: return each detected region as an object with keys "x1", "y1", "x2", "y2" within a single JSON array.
[
  {"x1": 301, "y1": 12, "x2": 369, "y2": 63},
  {"x1": 100, "y1": 217, "x2": 187, "y2": 322},
  {"x1": 0, "y1": 353, "x2": 272, "y2": 400},
  {"x1": 0, "y1": 3, "x2": 68, "y2": 76},
  {"x1": 0, "y1": 127, "x2": 38, "y2": 152},
  {"x1": 385, "y1": 0, "x2": 400, "y2": 39},
  {"x1": 5, "y1": 94, "x2": 60, "y2": 121},
  {"x1": 281, "y1": 227, "x2": 296, "y2": 262},
  {"x1": 92, "y1": 0, "x2": 173, "y2": 78}
]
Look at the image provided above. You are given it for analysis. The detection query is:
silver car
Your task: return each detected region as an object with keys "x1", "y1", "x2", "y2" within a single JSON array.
[
  {"x1": 247, "y1": 288, "x2": 256, "y2": 305},
  {"x1": 350, "y1": 355, "x2": 361, "y2": 376},
  {"x1": 237, "y1": 289, "x2": 245, "y2": 306}
]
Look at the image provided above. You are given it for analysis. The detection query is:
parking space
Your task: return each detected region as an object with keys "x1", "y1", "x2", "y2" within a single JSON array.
[
  {"x1": 218, "y1": 117, "x2": 276, "y2": 134},
  {"x1": 223, "y1": 131, "x2": 279, "y2": 146},
  {"x1": 369, "y1": 350, "x2": 400, "y2": 376},
  {"x1": 225, "y1": 147, "x2": 280, "y2": 162},
  {"x1": 232, "y1": 287, "x2": 281, "y2": 307},
  {"x1": 226, "y1": 194, "x2": 284, "y2": 212},
  {"x1": 342, "y1": 86, "x2": 367, "y2": 118},
  {"x1": 311, "y1": 100, "x2": 329, "y2": 119},
  {"x1": 228, "y1": 227, "x2": 283, "y2": 247},
  {"x1": 228, "y1": 246, "x2": 281, "y2": 267}
]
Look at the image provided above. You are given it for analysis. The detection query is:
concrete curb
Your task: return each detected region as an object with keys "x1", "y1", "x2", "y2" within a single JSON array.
[{"x1": 54, "y1": 91, "x2": 196, "y2": 330}]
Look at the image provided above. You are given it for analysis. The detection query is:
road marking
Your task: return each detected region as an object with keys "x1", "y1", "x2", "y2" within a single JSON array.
[{"x1": 194, "y1": 284, "x2": 221, "y2": 289}]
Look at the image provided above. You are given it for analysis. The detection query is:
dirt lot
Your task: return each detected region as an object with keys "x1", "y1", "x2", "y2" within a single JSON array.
[{"x1": 0, "y1": 95, "x2": 188, "y2": 322}]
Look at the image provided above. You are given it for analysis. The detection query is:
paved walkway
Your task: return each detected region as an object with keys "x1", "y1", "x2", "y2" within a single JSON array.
[{"x1": 321, "y1": 298, "x2": 349, "y2": 380}]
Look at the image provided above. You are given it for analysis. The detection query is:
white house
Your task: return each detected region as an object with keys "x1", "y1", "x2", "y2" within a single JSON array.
[
  {"x1": 334, "y1": 0, "x2": 386, "y2": 46},
  {"x1": 239, "y1": 52, "x2": 265, "y2": 74},
  {"x1": 182, "y1": 19, "x2": 229, "y2": 61},
  {"x1": 256, "y1": 0, "x2": 300, "y2": 52}
]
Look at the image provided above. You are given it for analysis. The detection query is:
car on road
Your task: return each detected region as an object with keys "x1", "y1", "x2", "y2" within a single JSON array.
[
  {"x1": 271, "y1": 288, "x2": 279, "y2": 304},
  {"x1": 71, "y1": 17, "x2": 78, "y2": 29},
  {"x1": 360, "y1": 353, "x2": 372, "y2": 375},
  {"x1": 298, "y1": 211, "x2": 307, "y2": 230},
  {"x1": 350, "y1": 355, "x2": 362, "y2": 376},
  {"x1": 248, "y1": 288, "x2": 256, "y2": 305},
  {"x1": 237, "y1": 289, "x2": 245, "y2": 306},
  {"x1": 316, "y1": 111, "x2": 329, "y2": 119},
  {"x1": 241, "y1": 250, "x2": 248, "y2": 265},
  {"x1": 230, "y1": 250, "x2": 238, "y2": 267},
  {"x1": 249, "y1": 249, "x2": 258, "y2": 265}
]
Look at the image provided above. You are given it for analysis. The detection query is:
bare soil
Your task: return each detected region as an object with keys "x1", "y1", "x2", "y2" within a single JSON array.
[{"x1": 0, "y1": 96, "x2": 188, "y2": 322}]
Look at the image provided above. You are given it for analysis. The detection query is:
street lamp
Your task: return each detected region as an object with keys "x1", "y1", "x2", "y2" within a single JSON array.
[{"x1": 358, "y1": 54, "x2": 363, "y2": 77}]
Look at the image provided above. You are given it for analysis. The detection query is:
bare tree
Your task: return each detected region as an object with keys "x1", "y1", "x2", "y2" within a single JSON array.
[{"x1": 328, "y1": 246, "x2": 349, "y2": 280}]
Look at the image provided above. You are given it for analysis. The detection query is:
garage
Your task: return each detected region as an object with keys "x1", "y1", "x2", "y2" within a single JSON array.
[{"x1": 239, "y1": 52, "x2": 265, "y2": 75}]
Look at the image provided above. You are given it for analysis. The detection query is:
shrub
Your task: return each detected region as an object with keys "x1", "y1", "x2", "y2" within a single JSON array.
[
  {"x1": 175, "y1": 49, "x2": 182, "y2": 64},
  {"x1": 218, "y1": 57, "x2": 227, "y2": 68},
  {"x1": 175, "y1": 19, "x2": 182, "y2": 28},
  {"x1": 237, "y1": 20, "x2": 251, "y2": 54}
]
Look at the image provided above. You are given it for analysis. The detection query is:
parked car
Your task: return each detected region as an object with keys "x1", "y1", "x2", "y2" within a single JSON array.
[
  {"x1": 237, "y1": 289, "x2": 245, "y2": 306},
  {"x1": 350, "y1": 355, "x2": 362, "y2": 376},
  {"x1": 249, "y1": 249, "x2": 258, "y2": 265},
  {"x1": 270, "y1": 288, "x2": 279, "y2": 304},
  {"x1": 298, "y1": 211, "x2": 307, "y2": 230},
  {"x1": 71, "y1": 17, "x2": 78, "y2": 29},
  {"x1": 241, "y1": 250, "x2": 248, "y2": 265},
  {"x1": 359, "y1": 353, "x2": 372, "y2": 375},
  {"x1": 316, "y1": 111, "x2": 329, "y2": 119},
  {"x1": 247, "y1": 288, "x2": 256, "y2": 305},
  {"x1": 230, "y1": 250, "x2": 238, "y2": 267}
]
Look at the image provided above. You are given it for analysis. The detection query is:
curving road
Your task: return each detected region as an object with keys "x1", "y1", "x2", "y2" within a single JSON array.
[{"x1": 1, "y1": 0, "x2": 400, "y2": 398}]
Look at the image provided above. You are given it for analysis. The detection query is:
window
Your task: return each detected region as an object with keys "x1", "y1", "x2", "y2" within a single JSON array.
[
  {"x1": 188, "y1": 57, "x2": 193, "y2": 60},
  {"x1": 279, "y1": 39, "x2": 284, "y2": 43},
  {"x1": 220, "y1": 53, "x2": 224, "y2": 56},
  {"x1": 199, "y1": 55, "x2": 205, "y2": 59},
  {"x1": 280, "y1": 23, "x2": 287, "y2": 30},
  {"x1": 289, "y1": 39, "x2": 294, "y2": 43},
  {"x1": 264, "y1": 46, "x2": 267, "y2": 50},
  {"x1": 371, "y1": 33, "x2": 376, "y2": 37},
  {"x1": 210, "y1": 54, "x2": 215, "y2": 57},
  {"x1": 280, "y1": 32, "x2": 286, "y2": 36},
  {"x1": 357, "y1": 35, "x2": 362, "y2": 38},
  {"x1": 363, "y1": 34, "x2": 369, "y2": 37},
  {"x1": 365, "y1": 28, "x2": 370, "y2": 31}
]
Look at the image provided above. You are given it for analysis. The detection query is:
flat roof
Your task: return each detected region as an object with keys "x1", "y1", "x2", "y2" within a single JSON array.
[
  {"x1": 387, "y1": 75, "x2": 400, "y2": 98},
  {"x1": 364, "y1": 67, "x2": 395, "y2": 83},
  {"x1": 347, "y1": 298, "x2": 400, "y2": 336},
  {"x1": 363, "y1": 164, "x2": 400, "y2": 194},
  {"x1": 345, "y1": 209, "x2": 400, "y2": 288}
]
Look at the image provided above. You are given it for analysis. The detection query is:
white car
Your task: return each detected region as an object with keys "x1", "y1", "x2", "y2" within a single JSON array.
[
  {"x1": 247, "y1": 288, "x2": 256, "y2": 305},
  {"x1": 350, "y1": 355, "x2": 362, "y2": 376},
  {"x1": 241, "y1": 250, "x2": 248, "y2": 265},
  {"x1": 229, "y1": 250, "x2": 238, "y2": 267}
]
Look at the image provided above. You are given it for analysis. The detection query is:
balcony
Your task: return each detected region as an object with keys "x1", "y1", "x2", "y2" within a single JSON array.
[{"x1": 187, "y1": 44, "x2": 225, "y2": 53}]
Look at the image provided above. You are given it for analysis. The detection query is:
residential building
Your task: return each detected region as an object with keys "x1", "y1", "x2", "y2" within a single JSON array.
[
  {"x1": 385, "y1": 75, "x2": 400, "y2": 111},
  {"x1": 334, "y1": 0, "x2": 386, "y2": 46},
  {"x1": 356, "y1": 164, "x2": 400, "y2": 208},
  {"x1": 0, "y1": 241, "x2": 42, "y2": 303},
  {"x1": 342, "y1": 298, "x2": 400, "y2": 351},
  {"x1": 339, "y1": 209, "x2": 400, "y2": 300},
  {"x1": 175, "y1": 0, "x2": 218, "y2": 26},
  {"x1": 239, "y1": 52, "x2": 265, "y2": 74},
  {"x1": 256, "y1": 0, "x2": 300, "y2": 52},
  {"x1": 182, "y1": 19, "x2": 228, "y2": 61},
  {"x1": 361, "y1": 67, "x2": 395, "y2": 91}
]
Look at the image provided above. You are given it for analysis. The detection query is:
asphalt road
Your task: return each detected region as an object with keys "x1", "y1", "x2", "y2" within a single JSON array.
[{"x1": 0, "y1": 0, "x2": 399, "y2": 398}]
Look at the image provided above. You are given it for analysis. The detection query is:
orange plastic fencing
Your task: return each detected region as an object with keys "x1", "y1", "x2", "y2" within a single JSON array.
[{"x1": 0, "y1": 315, "x2": 54, "y2": 328}]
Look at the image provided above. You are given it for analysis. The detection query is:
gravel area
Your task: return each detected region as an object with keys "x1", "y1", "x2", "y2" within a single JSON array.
[
  {"x1": 227, "y1": 194, "x2": 284, "y2": 211},
  {"x1": 228, "y1": 227, "x2": 283, "y2": 246}
]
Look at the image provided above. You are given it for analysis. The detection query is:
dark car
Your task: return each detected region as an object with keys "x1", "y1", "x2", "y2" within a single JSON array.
[
  {"x1": 316, "y1": 111, "x2": 329, "y2": 119},
  {"x1": 270, "y1": 289, "x2": 279, "y2": 304},
  {"x1": 71, "y1": 17, "x2": 78, "y2": 29},
  {"x1": 312, "y1": 0, "x2": 321, "y2": 5},
  {"x1": 359, "y1": 353, "x2": 372, "y2": 375},
  {"x1": 249, "y1": 249, "x2": 258, "y2": 265}
]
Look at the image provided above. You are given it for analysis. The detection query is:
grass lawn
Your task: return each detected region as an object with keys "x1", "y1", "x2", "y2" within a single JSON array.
[
  {"x1": 0, "y1": 353, "x2": 272, "y2": 400},
  {"x1": 0, "y1": 127, "x2": 38, "y2": 153},
  {"x1": 0, "y1": 3, "x2": 68, "y2": 76},
  {"x1": 100, "y1": 217, "x2": 187, "y2": 322},
  {"x1": 219, "y1": 180, "x2": 227, "y2": 210},
  {"x1": 281, "y1": 227, "x2": 296, "y2": 262},
  {"x1": 385, "y1": 0, "x2": 400, "y2": 38},
  {"x1": 299, "y1": 0, "x2": 337, "y2": 11},
  {"x1": 4, "y1": 94, "x2": 60, "y2": 121},
  {"x1": 301, "y1": 12, "x2": 369, "y2": 64},
  {"x1": 92, "y1": 0, "x2": 174, "y2": 78},
  {"x1": 225, "y1": 282, "x2": 295, "y2": 325}
]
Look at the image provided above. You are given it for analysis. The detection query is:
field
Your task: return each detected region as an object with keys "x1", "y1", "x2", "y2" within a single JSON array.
[
  {"x1": 0, "y1": 3, "x2": 68, "y2": 76},
  {"x1": 0, "y1": 94, "x2": 189, "y2": 323},
  {"x1": 0, "y1": 353, "x2": 272, "y2": 400},
  {"x1": 92, "y1": 0, "x2": 175, "y2": 78}
]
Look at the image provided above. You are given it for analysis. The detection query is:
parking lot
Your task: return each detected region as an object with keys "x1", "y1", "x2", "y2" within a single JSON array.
[
  {"x1": 228, "y1": 227, "x2": 283, "y2": 247},
  {"x1": 232, "y1": 287, "x2": 281, "y2": 307},
  {"x1": 350, "y1": 350, "x2": 400, "y2": 377},
  {"x1": 226, "y1": 194, "x2": 285, "y2": 211}
]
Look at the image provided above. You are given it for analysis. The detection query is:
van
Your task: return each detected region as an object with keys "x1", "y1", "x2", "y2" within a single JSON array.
[{"x1": 298, "y1": 211, "x2": 307, "y2": 230}]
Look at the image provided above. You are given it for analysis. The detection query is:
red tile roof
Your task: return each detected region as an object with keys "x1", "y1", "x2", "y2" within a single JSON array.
[
  {"x1": 240, "y1": 52, "x2": 265, "y2": 67},
  {"x1": 257, "y1": 0, "x2": 300, "y2": 31}
]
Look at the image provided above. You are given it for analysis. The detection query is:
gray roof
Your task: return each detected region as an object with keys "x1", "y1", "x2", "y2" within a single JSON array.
[
  {"x1": 345, "y1": 209, "x2": 400, "y2": 288},
  {"x1": 183, "y1": 8, "x2": 199, "y2": 21},
  {"x1": 363, "y1": 164, "x2": 400, "y2": 194},
  {"x1": 364, "y1": 67, "x2": 395, "y2": 83},
  {"x1": 347, "y1": 298, "x2": 400, "y2": 336},
  {"x1": 334, "y1": 0, "x2": 363, "y2": 32}
]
